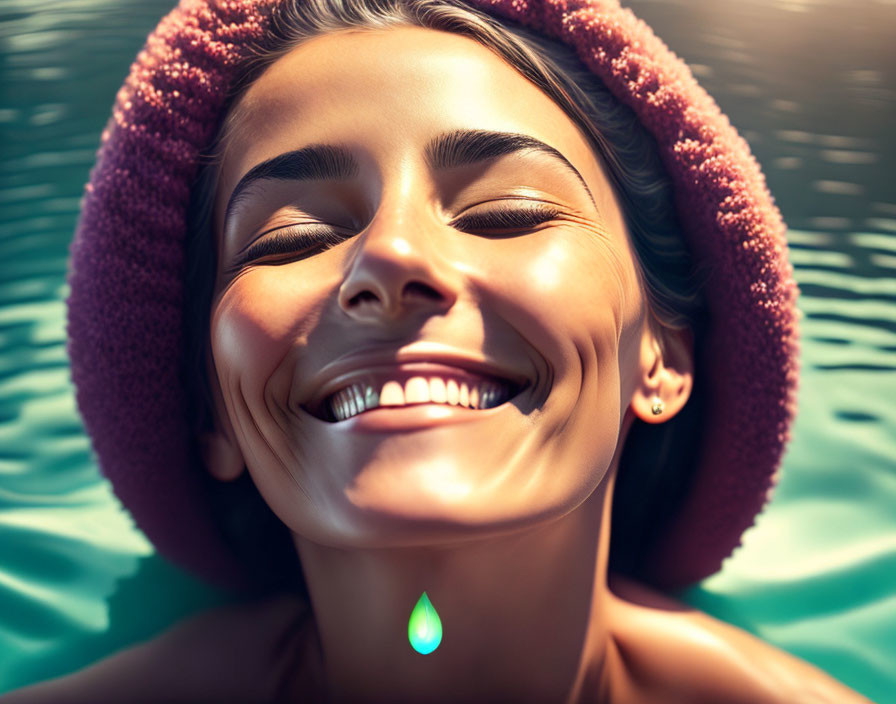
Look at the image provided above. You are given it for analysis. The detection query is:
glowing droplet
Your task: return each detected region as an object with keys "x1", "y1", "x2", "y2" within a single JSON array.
[{"x1": 408, "y1": 591, "x2": 442, "y2": 654}]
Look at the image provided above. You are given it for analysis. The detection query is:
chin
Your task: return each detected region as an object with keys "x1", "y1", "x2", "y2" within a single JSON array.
[{"x1": 285, "y1": 473, "x2": 581, "y2": 551}]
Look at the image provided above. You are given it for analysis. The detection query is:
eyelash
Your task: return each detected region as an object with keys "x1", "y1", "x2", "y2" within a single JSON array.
[
  {"x1": 230, "y1": 204, "x2": 561, "y2": 271},
  {"x1": 451, "y1": 204, "x2": 561, "y2": 232},
  {"x1": 229, "y1": 224, "x2": 345, "y2": 272}
]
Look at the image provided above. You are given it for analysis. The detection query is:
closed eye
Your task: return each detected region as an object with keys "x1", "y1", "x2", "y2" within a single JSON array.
[
  {"x1": 227, "y1": 223, "x2": 352, "y2": 273},
  {"x1": 450, "y1": 204, "x2": 561, "y2": 235},
  {"x1": 227, "y1": 204, "x2": 562, "y2": 274}
]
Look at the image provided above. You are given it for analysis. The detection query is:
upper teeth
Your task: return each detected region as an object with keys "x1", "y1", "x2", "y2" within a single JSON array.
[{"x1": 328, "y1": 376, "x2": 509, "y2": 421}]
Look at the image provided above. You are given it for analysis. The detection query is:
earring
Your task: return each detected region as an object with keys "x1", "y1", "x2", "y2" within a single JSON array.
[{"x1": 650, "y1": 396, "x2": 665, "y2": 416}]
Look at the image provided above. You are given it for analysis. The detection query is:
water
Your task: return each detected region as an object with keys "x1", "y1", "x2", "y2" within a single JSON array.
[{"x1": 0, "y1": 0, "x2": 893, "y2": 700}]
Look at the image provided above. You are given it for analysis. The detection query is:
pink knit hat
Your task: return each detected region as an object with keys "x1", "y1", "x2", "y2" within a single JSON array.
[{"x1": 66, "y1": 0, "x2": 799, "y2": 591}]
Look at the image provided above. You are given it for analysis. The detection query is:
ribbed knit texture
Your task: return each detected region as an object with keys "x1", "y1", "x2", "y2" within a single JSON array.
[{"x1": 67, "y1": 0, "x2": 799, "y2": 591}]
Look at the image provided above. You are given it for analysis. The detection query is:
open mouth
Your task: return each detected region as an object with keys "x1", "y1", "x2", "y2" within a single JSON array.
[{"x1": 303, "y1": 368, "x2": 528, "y2": 423}]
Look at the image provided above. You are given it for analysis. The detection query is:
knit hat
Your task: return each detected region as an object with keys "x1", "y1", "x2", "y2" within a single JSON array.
[{"x1": 66, "y1": 0, "x2": 799, "y2": 592}]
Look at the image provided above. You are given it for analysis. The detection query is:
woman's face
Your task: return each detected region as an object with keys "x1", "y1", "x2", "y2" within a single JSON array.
[{"x1": 207, "y1": 26, "x2": 654, "y2": 548}]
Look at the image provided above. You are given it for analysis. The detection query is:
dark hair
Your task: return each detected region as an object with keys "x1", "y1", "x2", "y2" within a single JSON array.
[{"x1": 183, "y1": 0, "x2": 709, "y2": 593}]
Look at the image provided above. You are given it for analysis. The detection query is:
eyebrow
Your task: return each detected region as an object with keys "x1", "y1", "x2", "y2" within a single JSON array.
[
  {"x1": 223, "y1": 129, "x2": 594, "y2": 225},
  {"x1": 425, "y1": 129, "x2": 594, "y2": 205},
  {"x1": 224, "y1": 145, "x2": 359, "y2": 225}
]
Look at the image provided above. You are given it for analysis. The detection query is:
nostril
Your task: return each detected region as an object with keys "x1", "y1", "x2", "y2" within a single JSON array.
[
  {"x1": 339, "y1": 276, "x2": 454, "y2": 318},
  {"x1": 347, "y1": 290, "x2": 379, "y2": 307},
  {"x1": 403, "y1": 281, "x2": 443, "y2": 301}
]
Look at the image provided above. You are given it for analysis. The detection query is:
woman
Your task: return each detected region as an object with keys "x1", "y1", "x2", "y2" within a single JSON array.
[{"x1": 2, "y1": 0, "x2": 874, "y2": 701}]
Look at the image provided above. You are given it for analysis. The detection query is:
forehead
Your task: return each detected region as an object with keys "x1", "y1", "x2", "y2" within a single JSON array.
[{"x1": 215, "y1": 25, "x2": 620, "y2": 225}]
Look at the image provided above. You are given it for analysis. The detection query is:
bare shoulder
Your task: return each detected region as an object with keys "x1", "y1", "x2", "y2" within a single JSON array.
[
  {"x1": 605, "y1": 574, "x2": 875, "y2": 704},
  {"x1": 0, "y1": 594, "x2": 321, "y2": 704}
]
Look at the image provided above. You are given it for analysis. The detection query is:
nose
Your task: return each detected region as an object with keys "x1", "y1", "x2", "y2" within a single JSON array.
[{"x1": 337, "y1": 210, "x2": 459, "y2": 325}]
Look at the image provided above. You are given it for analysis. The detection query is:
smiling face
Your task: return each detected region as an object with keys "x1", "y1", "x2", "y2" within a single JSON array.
[{"x1": 204, "y1": 25, "x2": 685, "y2": 549}]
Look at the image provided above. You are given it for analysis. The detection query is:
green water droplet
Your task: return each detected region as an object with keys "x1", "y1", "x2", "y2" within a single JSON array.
[{"x1": 408, "y1": 591, "x2": 442, "y2": 654}]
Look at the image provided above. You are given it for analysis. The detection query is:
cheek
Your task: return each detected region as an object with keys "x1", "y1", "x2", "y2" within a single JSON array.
[
  {"x1": 208, "y1": 271, "x2": 337, "y2": 525},
  {"x1": 209, "y1": 269, "x2": 334, "y2": 426},
  {"x1": 212, "y1": 268, "x2": 328, "y2": 360},
  {"x1": 514, "y1": 231, "x2": 634, "y2": 372},
  {"x1": 503, "y1": 232, "x2": 638, "y2": 461},
  {"x1": 210, "y1": 283, "x2": 287, "y2": 392}
]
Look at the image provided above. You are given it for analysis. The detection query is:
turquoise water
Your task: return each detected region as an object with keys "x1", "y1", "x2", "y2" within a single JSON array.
[{"x1": 1, "y1": 0, "x2": 894, "y2": 700}]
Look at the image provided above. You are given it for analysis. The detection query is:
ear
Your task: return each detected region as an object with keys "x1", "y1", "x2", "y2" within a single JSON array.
[
  {"x1": 200, "y1": 431, "x2": 245, "y2": 482},
  {"x1": 200, "y1": 345, "x2": 246, "y2": 482},
  {"x1": 629, "y1": 319, "x2": 694, "y2": 425}
]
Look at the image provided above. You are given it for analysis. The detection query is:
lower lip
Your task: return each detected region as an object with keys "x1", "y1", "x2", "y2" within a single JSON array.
[{"x1": 337, "y1": 402, "x2": 504, "y2": 432}]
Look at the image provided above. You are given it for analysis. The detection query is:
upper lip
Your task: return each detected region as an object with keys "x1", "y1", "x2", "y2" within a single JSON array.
[{"x1": 297, "y1": 347, "x2": 533, "y2": 419}]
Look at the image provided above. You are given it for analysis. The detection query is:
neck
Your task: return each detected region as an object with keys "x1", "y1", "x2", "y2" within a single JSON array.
[{"x1": 293, "y1": 473, "x2": 619, "y2": 704}]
